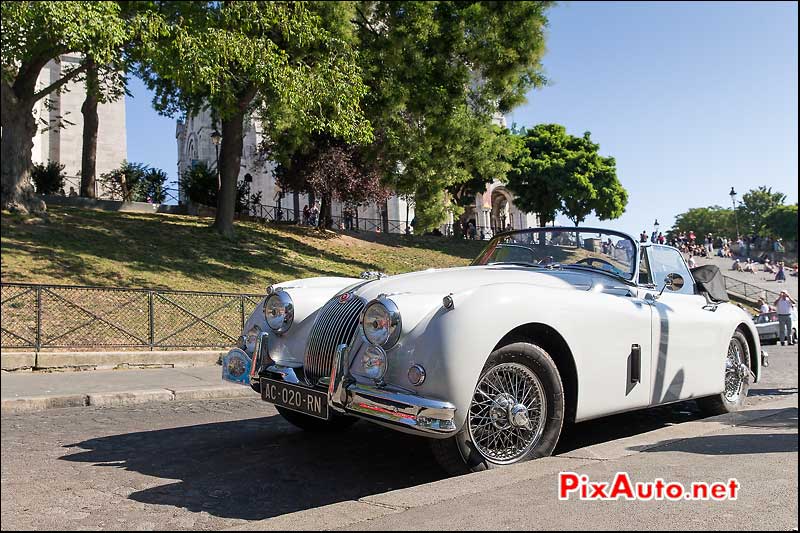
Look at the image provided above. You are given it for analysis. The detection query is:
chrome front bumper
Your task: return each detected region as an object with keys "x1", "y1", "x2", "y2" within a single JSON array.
[{"x1": 262, "y1": 343, "x2": 457, "y2": 436}]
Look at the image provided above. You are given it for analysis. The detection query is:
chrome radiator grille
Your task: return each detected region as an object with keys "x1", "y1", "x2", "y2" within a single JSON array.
[{"x1": 303, "y1": 294, "x2": 365, "y2": 385}]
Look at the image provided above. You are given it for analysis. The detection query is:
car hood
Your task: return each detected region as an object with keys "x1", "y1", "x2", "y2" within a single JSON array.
[{"x1": 353, "y1": 265, "x2": 600, "y2": 302}]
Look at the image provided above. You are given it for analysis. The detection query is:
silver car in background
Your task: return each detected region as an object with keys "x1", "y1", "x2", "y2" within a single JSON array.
[{"x1": 755, "y1": 309, "x2": 798, "y2": 345}]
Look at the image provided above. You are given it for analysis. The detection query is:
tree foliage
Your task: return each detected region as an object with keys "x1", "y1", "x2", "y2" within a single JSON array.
[
  {"x1": 133, "y1": 1, "x2": 372, "y2": 237},
  {"x1": 1, "y1": 1, "x2": 136, "y2": 212},
  {"x1": 667, "y1": 206, "x2": 737, "y2": 241},
  {"x1": 763, "y1": 204, "x2": 798, "y2": 242},
  {"x1": 267, "y1": 1, "x2": 553, "y2": 232},
  {"x1": 737, "y1": 186, "x2": 787, "y2": 237},
  {"x1": 275, "y1": 134, "x2": 391, "y2": 227},
  {"x1": 506, "y1": 124, "x2": 627, "y2": 226}
]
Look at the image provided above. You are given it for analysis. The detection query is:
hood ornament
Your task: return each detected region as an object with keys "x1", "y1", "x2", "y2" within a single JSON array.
[{"x1": 360, "y1": 271, "x2": 388, "y2": 280}]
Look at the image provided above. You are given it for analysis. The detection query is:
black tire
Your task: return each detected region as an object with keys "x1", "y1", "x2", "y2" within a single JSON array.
[
  {"x1": 697, "y1": 330, "x2": 751, "y2": 416},
  {"x1": 430, "y1": 342, "x2": 565, "y2": 476},
  {"x1": 276, "y1": 406, "x2": 358, "y2": 432}
]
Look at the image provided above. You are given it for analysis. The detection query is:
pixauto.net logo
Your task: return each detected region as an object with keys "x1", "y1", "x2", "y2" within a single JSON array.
[{"x1": 558, "y1": 472, "x2": 740, "y2": 501}]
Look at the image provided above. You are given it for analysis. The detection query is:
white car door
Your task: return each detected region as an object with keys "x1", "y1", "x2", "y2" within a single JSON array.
[{"x1": 642, "y1": 246, "x2": 729, "y2": 404}]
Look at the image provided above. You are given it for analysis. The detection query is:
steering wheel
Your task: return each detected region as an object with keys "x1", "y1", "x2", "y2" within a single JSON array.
[{"x1": 575, "y1": 257, "x2": 619, "y2": 272}]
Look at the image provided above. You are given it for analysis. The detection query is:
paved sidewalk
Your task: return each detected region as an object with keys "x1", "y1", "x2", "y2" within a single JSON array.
[
  {"x1": 233, "y1": 397, "x2": 798, "y2": 531},
  {"x1": 1, "y1": 366, "x2": 252, "y2": 413},
  {"x1": 697, "y1": 255, "x2": 798, "y2": 300}
]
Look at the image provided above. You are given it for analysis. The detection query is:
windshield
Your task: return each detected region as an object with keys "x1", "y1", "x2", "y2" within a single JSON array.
[{"x1": 472, "y1": 228, "x2": 638, "y2": 281}]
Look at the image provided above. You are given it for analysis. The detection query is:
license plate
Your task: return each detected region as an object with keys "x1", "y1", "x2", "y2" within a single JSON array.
[{"x1": 261, "y1": 378, "x2": 329, "y2": 420}]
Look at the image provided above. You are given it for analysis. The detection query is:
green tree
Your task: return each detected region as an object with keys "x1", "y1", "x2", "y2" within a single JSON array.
[
  {"x1": 134, "y1": 1, "x2": 371, "y2": 237},
  {"x1": 506, "y1": 124, "x2": 627, "y2": 226},
  {"x1": 667, "y1": 206, "x2": 737, "y2": 241},
  {"x1": 764, "y1": 204, "x2": 798, "y2": 242},
  {"x1": 1, "y1": 1, "x2": 131, "y2": 213},
  {"x1": 268, "y1": 1, "x2": 553, "y2": 232},
  {"x1": 737, "y1": 186, "x2": 787, "y2": 237}
]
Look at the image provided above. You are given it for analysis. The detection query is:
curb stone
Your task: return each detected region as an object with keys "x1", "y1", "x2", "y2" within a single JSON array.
[
  {"x1": 0, "y1": 385, "x2": 256, "y2": 414},
  {"x1": 227, "y1": 395, "x2": 798, "y2": 531}
]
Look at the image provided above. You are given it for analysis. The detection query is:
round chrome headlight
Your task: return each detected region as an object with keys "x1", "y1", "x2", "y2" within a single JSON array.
[
  {"x1": 361, "y1": 345, "x2": 388, "y2": 381},
  {"x1": 263, "y1": 291, "x2": 293, "y2": 334},
  {"x1": 361, "y1": 298, "x2": 401, "y2": 348}
]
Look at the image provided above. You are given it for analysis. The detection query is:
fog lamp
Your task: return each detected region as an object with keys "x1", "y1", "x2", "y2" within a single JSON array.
[{"x1": 361, "y1": 345, "x2": 387, "y2": 381}]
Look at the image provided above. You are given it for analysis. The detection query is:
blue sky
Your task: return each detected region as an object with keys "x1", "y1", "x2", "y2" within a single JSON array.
[{"x1": 126, "y1": 0, "x2": 798, "y2": 236}]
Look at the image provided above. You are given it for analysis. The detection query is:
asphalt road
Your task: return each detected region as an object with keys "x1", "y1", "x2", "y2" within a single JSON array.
[{"x1": 1, "y1": 344, "x2": 796, "y2": 531}]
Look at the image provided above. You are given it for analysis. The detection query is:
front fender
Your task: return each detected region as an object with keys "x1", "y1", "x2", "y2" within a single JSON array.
[{"x1": 380, "y1": 282, "x2": 640, "y2": 431}]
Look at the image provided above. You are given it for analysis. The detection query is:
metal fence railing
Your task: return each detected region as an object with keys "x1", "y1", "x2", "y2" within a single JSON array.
[
  {"x1": 0, "y1": 282, "x2": 263, "y2": 351},
  {"x1": 722, "y1": 276, "x2": 781, "y2": 304}
]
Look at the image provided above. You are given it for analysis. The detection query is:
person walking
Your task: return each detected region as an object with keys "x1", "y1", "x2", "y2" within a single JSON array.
[{"x1": 773, "y1": 290, "x2": 796, "y2": 345}]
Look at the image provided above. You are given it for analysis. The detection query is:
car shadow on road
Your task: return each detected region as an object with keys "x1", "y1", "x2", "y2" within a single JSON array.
[
  {"x1": 60, "y1": 414, "x2": 445, "y2": 521},
  {"x1": 628, "y1": 407, "x2": 798, "y2": 455}
]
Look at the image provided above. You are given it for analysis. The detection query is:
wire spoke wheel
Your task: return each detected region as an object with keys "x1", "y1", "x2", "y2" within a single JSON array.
[
  {"x1": 468, "y1": 362, "x2": 547, "y2": 464},
  {"x1": 724, "y1": 337, "x2": 745, "y2": 402}
]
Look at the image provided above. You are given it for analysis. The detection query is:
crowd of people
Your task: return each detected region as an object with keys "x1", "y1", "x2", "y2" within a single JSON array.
[{"x1": 663, "y1": 229, "x2": 797, "y2": 280}]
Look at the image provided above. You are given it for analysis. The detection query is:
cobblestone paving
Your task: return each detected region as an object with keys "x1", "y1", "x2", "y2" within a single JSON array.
[{"x1": 2, "y1": 345, "x2": 796, "y2": 531}]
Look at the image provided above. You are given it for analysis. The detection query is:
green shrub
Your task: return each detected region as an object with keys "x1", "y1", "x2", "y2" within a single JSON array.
[
  {"x1": 31, "y1": 160, "x2": 66, "y2": 195},
  {"x1": 181, "y1": 162, "x2": 263, "y2": 213}
]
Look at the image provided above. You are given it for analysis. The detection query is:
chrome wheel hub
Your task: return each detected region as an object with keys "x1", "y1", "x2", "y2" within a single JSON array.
[
  {"x1": 468, "y1": 362, "x2": 547, "y2": 464},
  {"x1": 724, "y1": 338, "x2": 746, "y2": 402}
]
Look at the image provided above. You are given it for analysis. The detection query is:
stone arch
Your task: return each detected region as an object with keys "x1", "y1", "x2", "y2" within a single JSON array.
[{"x1": 490, "y1": 185, "x2": 515, "y2": 232}]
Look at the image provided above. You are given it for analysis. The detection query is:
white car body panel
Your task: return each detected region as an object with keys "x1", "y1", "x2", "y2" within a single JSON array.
[{"x1": 241, "y1": 234, "x2": 762, "y2": 434}]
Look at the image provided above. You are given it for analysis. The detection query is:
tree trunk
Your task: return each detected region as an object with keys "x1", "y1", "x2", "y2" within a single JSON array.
[
  {"x1": 0, "y1": 101, "x2": 45, "y2": 214},
  {"x1": 320, "y1": 194, "x2": 333, "y2": 229},
  {"x1": 292, "y1": 190, "x2": 300, "y2": 222},
  {"x1": 381, "y1": 199, "x2": 389, "y2": 233},
  {"x1": 80, "y1": 57, "x2": 99, "y2": 198},
  {"x1": 212, "y1": 111, "x2": 245, "y2": 238}
]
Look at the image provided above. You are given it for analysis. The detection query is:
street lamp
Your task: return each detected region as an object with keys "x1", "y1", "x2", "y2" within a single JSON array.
[
  {"x1": 729, "y1": 186, "x2": 739, "y2": 238},
  {"x1": 653, "y1": 218, "x2": 660, "y2": 234},
  {"x1": 210, "y1": 129, "x2": 222, "y2": 190}
]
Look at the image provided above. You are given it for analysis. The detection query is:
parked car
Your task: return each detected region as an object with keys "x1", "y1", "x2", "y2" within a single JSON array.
[
  {"x1": 223, "y1": 227, "x2": 764, "y2": 474},
  {"x1": 754, "y1": 309, "x2": 798, "y2": 345}
]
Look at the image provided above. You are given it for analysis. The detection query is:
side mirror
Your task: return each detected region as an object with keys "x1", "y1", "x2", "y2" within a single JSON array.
[
  {"x1": 647, "y1": 273, "x2": 686, "y2": 301},
  {"x1": 664, "y1": 273, "x2": 685, "y2": 292}
]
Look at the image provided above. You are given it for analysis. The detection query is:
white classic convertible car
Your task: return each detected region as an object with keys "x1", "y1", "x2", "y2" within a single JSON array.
[{"x1": 223, "y1": 227, "x2": 764, "y2": 474}]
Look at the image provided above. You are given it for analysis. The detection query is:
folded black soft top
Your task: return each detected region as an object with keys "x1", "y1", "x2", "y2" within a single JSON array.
[{"x1": 690, "y1": 264, "x2": 729, "y2": 303}]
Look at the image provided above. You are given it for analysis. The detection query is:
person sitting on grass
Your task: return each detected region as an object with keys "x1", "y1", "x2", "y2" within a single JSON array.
[{"x1": 775, "y1": 262, "x2": 786, "y2": 283}]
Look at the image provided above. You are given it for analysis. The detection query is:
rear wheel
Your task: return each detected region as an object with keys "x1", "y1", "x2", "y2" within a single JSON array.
[
  {"x1": 430, "y1": 342, "x2": 564, "y2": 475},
  {"x1": 276, "y1": 406, "x2": 358, "y2": 432},
  {"x1": 697, "y1": 330, "x2": 751, "y2": 415}
]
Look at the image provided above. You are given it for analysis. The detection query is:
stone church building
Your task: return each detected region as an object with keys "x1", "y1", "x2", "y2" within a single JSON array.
[
  {"x1": 176, "y1": 109, "x2": 537, "y2": 236},
  {"x1": 28, "y1": 55, "x2": 127, "y2": 196}
]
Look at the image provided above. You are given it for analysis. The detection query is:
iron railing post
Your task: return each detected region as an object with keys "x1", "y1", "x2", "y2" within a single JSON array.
[
  {"x1": 35, "y1": 286, "x2": 42, "y2": 351},
  {"x1": 149, "y1": 291, "x2": 155, "y2": 350},
  {"x1": 240, "y1": 295, "x2": 246, "y2": 331}
]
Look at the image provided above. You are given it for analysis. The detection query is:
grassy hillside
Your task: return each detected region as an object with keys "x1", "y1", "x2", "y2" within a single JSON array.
[{"x1": 1, "y1": 206, "x2": 486, "y2": 293}]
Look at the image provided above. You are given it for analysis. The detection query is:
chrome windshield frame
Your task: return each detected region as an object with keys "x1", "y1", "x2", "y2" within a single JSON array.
[{"x1": 471, "y1": 226, "x2": 641, "y2": 283}]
